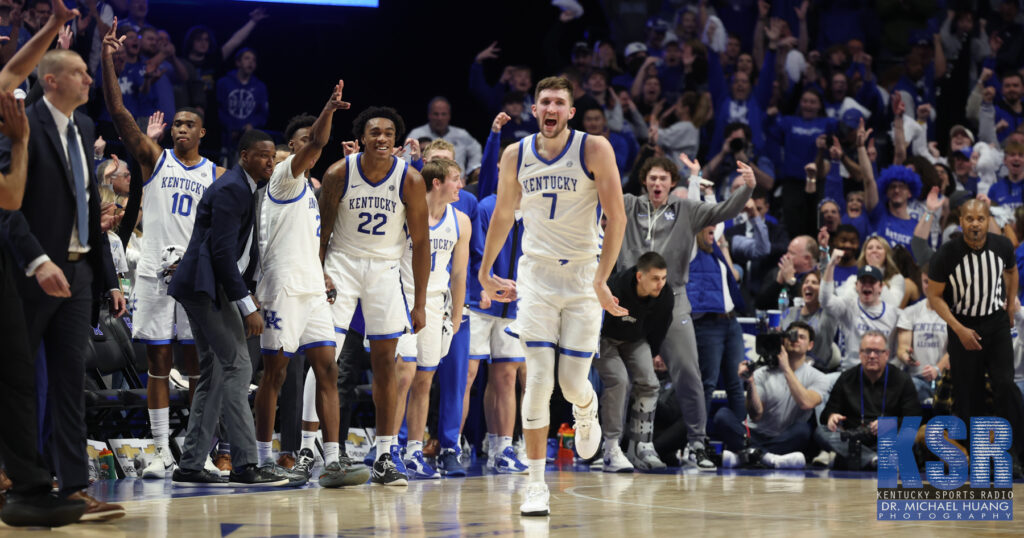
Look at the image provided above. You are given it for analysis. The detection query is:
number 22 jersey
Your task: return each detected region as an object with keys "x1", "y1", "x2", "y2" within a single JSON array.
[{"x1": 328, "y1": 153, "x2": 408, "y2": 260}]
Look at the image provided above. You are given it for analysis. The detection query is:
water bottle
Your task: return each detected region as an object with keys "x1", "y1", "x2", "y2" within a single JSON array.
[
  {"x1": 98, "y1": 449, "x2": 117, "y2": 480},
  {"x1": 778, "y1": 288, "x2": 789, "y2": 321},
  {"x1": 557, "y1": 423, "x2": 575, "y2": 464}
]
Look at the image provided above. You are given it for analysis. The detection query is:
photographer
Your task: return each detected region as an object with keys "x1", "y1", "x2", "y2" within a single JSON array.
[
  {"x1": 702, "y1": 122, "x2": 775, "y2": 197},
  {"x1": 816, "y1": 331, "x2": 921, "y2": 470},
  {"x1": 713, "y1": 322, "x2": 831, "y2": 468}
]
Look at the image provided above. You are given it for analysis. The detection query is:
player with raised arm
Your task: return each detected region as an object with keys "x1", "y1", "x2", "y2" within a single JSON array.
[
  {"x1": 101, "y1": 19, "x2": 224, "y2": 480},
  {"x1": 251, "y1": 81, "x2": 371, "y2": 488},
  {"x1": 478, "y1": 76, "x2": 628, "y2": 516},
  {"x1": 393, "y1": 157, "x2": 471, "y2": 479},
  {"x1": 318, "y1": 106, "x2": 430, "y2": 487}
]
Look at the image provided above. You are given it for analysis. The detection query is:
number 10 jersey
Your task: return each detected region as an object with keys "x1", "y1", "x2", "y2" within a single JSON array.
[
  {"x1": 328, "y1": 153, "x2": 408, "y2": 261},
  {"x1": 138, "y1": 149, "x2": 216, "y2": 279}
]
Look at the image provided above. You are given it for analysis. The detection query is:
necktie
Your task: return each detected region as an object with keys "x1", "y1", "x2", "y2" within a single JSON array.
[
  {"x1": 241, "y1": 188, "x2": 261, "y2": 284},
  {"x1": 66, "y1": 121, "x2": 89, "y2": 246}
]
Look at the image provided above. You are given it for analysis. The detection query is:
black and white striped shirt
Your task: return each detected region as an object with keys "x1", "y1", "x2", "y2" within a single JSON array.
[{"x1": 928, "y1": 233, "x2": 1015, "y2": 319}]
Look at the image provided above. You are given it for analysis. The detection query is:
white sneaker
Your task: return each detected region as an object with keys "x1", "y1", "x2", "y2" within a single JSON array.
[
  {"x1": 721, "y1": 450, "x2": 738, "y2": 469},
  {"x1": 627, "y1": 441, "x2": 667, "y2": 471},
  {"x1": 810, "y1": 450, "x2": 835, "y2": 469},
  {"x1": 572, "y1": 399, "x2": 601, "y2": 460},
  {"x1": 602, "y1": 443, "x2": 634, "y2": 473},
  {"x1": 763, "y1": 451, "x2": 806, "y2": 469},
  {"x1": 682, "y1": 441, "x2": 717, "y2": 472},
  {"x1": 520, "y1": 482, "x2": 550, "y2": 516},
  {"x1": 141, "y1": 448, "x2": 176, "y2": 479}
]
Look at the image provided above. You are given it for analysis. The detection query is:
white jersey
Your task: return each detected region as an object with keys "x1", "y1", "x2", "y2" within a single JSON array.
[
  {"x1": 138, "y1": 150, "x2": 216, "y2": 278},
  {"x1": 257, "y1": 156, "x2": 323, "y2": 298},
  {"x1": 328, "y1": 153, "x2": 408, "y2": 260},
  {"x1": 400, "y1": 204, "x2": 461, "y2": 297},
  {"x1": 517, "y1": 130, "x2": 600, "y2": 262}
]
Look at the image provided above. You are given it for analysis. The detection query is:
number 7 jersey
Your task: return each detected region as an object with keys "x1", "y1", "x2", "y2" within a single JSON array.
[
  {"x1": 517, "y1": 130, "x2": 601, "y2": 262},
  {"x1": 328, "y1": 153, "x2": 408, "y2": 260},
  {"x1": 138, "y1": 149, "x2": 216, "y2": 279}
]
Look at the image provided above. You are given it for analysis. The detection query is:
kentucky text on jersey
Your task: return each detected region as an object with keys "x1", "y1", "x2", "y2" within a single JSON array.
[
  {"x1": 521, "y1": 175, "x2": 579, "y2": 193},
  {"x1": 348, "y1": 195, "x2": 399, "y2": 213},
  {"x1": 430, "y1": 236, "x2": 454, "y2": 253},
  {"x1": 160, "y1": 175, "x2": 208, "y2": 197}
]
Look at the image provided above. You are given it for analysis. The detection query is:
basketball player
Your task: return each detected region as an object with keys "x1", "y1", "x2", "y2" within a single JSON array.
[
  {"x1": 252, "y1": 81, "x2": 370, "y2": 487},
  {"x1": 393, "y1": 157, "x2": 471, "y2": 479},
  {"x1": 479, "y1": 76, "x2": 627, "y2": 516},
  {"x1": 101, "y1": 21, "x2": 223, "y2": 479},
  {"x1": 319, "y1": 107, "x2": 430, "y2": 487}
]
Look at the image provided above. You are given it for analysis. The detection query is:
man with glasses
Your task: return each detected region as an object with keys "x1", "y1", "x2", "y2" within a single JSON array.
[{"x1": 816, "y1": 330, "x2": 920, "y2": 469}]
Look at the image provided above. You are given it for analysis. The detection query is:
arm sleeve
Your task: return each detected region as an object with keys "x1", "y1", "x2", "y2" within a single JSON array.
[
  {"x1": 754, "y1": 49, "x2": 776, "y2": 109},
  {"x1": 468, "y1": 62, "x2": 502, "y2": 113},
  {"x1": 268, "y1": 157, "x2": 305, "y2": 201},
  {"x1": 646, "y1": 288, "x2": 675, "y2": 355},
  {"x1": 823, "y1": 159, "x2": 846, "y2": 212},
  {"x1": 687, "y1": 184, "x2": 753, "y2": 230},
  {"x1": 476, "y1": 131, "x2": 501, "y2": 199}
]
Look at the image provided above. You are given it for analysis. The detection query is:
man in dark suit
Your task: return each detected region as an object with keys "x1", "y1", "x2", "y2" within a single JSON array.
[
  {"x1": 168, "y1": 129, "x2": 289, "y2": 487},
  {"x1": 0, "y1": 47, "x2": 126, "y2": 521}
]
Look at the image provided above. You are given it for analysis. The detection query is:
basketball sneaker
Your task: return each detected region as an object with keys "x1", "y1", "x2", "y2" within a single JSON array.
[
  {"x1": 404, "y1": 450, "x2": 440, "y2": 479},
  {"x1": 761, "y1": 451, "x2": 806, "y2": 469},
  {"x1": 292, "y1": 448, "x2": 316, "y2": 480},
  {"x1": 371, "y1": 452, "x2": 408, "y2": 486},
  {"x1": 602, "y1": 443, "x2": 634, "y2": 473},
  {"x1": 494, "y1": 446, "x2": 529, "y2": 474},
  {"x1": 319, "y1": 460, "x2": 371, "y2": 488},
  {"x1": 141, "y1": 447, "x2": 176, "y2": 479},
  {"x1": 437, "y1": 448, "x2": 467, "y2": 477},
  {"x1": 682, "y1": 440, "x2": 717, "y2": 472},
  {"x1": 171, "y1": 467, "x2": 228, "y2": 487},
  {"x1": 627, "y1": 441, "x2": 666, "y2": 471},
  {"x1": 227, "y1": 464, "x2": 290, "y2": 487},
  {"x1": 572, "y1": 399, "x2": 601, "y2": 460},
  {"x1": 519, "y1": 482, "x2": 550, "y2": 517}
]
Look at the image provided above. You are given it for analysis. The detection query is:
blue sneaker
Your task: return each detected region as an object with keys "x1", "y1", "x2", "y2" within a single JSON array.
[
  {"x1": 363, "y1": 446, "x2": 376, "y2": 467},
  {"x1": 389, "y1": 445, "x2": 409, "y2": 476},
  {"x1": 404, "y1": 450, "x2": 440, "y2": 479},
  {"x1": 494, "y1": 446, "x2": 529, "y2": 474},
  {"x1": 436, "y1": 448, "x2": 466, "y2": 477}
]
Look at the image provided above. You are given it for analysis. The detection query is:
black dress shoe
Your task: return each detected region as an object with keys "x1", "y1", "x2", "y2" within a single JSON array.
[
  {"x1": 228, "y1": 464, "x2": 289, "y2": 487},
  {"x1": 0, "y1": 492, "x2": 86, "y2": 527}
]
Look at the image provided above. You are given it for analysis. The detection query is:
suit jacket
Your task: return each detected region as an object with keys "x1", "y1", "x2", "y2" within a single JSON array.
[
  {"x1": 169, "y1": 164, "x2": 256, "y2": 304},
  {"x1": 0, "y1": 99, "x2": 117, "y2": 317}
]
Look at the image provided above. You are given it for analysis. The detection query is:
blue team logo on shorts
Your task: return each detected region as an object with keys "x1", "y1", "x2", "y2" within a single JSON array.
[{"x1": 264, "y1": 310, "x2": 283, "y2": 330}]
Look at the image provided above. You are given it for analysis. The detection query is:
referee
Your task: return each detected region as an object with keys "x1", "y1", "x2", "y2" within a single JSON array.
[{"x1": 926, "y1": 199, "x2": 1023, "y2": 474}]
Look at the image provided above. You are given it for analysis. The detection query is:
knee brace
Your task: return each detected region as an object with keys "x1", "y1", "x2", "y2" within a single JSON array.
[
  {"x1": 557, "y1": 353, "x2": 596, "y2": 406},
  {"x1": 520, "y1": 345, "x2": 556, "y2": 429}
]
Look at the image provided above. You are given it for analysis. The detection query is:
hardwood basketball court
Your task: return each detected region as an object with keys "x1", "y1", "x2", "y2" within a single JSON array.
[{"x1": 2, "y1": 466, "x2": 1020, "y2": 536}]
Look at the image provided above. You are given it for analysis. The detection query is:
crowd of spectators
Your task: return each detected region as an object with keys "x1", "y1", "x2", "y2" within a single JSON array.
[{"x1": 3, "y1": 1, "x2": 1024, "y2": 502}]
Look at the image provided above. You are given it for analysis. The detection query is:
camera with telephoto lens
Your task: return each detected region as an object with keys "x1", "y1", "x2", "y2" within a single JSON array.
[
  {"x1": 744, "y1": 318, "x2": 800, "y2": 376},
  {"x1": 729, "y1": 137, "x2": 747, "y2": 153}
]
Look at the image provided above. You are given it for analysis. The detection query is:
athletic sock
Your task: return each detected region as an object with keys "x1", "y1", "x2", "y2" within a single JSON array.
[
  {"x1": 301, "y1": 430, "x2": 317, "y2": 453},
  {"x1": 408, "y1": 440, "x2": 423, "y2": 455},
  {"x1": 376, "y1": 436, "x2": 395, "y2": 460},
  {"x1": 257, "y1": 441, "x2": 273, "y2": 466},
  {"x1": 218, "y1": 441, "x2": 231, "y2": 454},
  {"x1": 323, "y1": 442, "x2": 340, "y2": 466},
  {"x1": 527, "y1": 458, "x2": 546, "y2": 484},
  {"x1": 149, "y1": 407, "x2": 170, "y2": 452},
  {"x1": 499, "y1": 436, "x2": 513, "y2": 452},
  {"x1": 486, "y1": 433, "x2": 497, "y2": 458}
]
